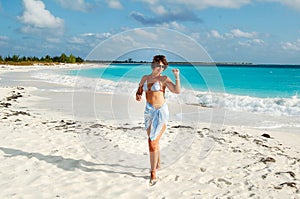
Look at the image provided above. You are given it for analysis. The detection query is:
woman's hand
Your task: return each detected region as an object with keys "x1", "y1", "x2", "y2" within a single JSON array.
[
  {"x1": 136, "y1": 94, "x2": 142, "y2": 101},
  {"x1": 172, "y1": 68, "x2": 180, "y2": 79}
]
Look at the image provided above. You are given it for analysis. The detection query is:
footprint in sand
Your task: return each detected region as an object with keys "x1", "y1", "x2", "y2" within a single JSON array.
[
  {"x1": 161, "y1": 174, "x2": 181, "y2": 182},
  {"x1": 208, "y1": 178, "x2": 232, "y2": 188},
  {"x1": 275, "y1": 171, "x2": 296, "y2": 180}
]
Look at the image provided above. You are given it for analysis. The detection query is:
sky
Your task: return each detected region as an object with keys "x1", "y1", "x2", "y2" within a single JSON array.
[{"x1": 0, "y1": 0, "x2": 300, "y2": 64}]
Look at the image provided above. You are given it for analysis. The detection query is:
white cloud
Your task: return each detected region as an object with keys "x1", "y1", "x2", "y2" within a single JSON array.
[
  {"x1": 207, "y1": 29, "x2": 265, "y2": 48},
  {"x1": 46, "y1": 37, "x2": 61, "y2": 43},
  {"x1": 209, "y1": 30, "x2": 224, "y2": 39},
  {"x1": 86, "y1": 27, "x2": 213, "y2": 62},
  {"x1": 55, "y1": 0, "x2": 91, "y2": 12},
  {"x1": 238, "y1": 39, "x2": 265, "y2": 47},
  {"x1": 208, "y1": 29, "x2": 258, "y2": 39},
  {"x1": 139, "y1": 0, "x2": 300, "y2": 11},
  {"x1": 170, "y1": 0, "x2": 251, "y2": 9},
  {"x1": 150, "y1": 5, "x2": 167, "y2": 15},
  {"x1": 269, "y1": 0, "x2": 300, "y2": 11},
  {"x1": 135, "y1": 0, "x2": 300, "y2": 14},
  {"x1": 18, "y1": 0, "x2": 64, "y2": 29},
  {"x1": 133, "y1": 29, "x2": 158, "y2": 40},
  {"x1": 252, "y1": 38, "x2": 264, "y2": 44},
  {"x1": 106, "y1": 0, "x2": 123, "y2": 9},
  {"x1": 136, "y1": 0, "x2": 159, "y2": 5},
  {"x1": 281, "y1": 39, "x2": 300, "y2": 51},
  {"x1": 238, "y1": 41, "x2": 251, "y2": 47},
  {"x1": 69, "y1": 37, "x2": 85, "y2": 44},
  {"x1": 81, "y1": 32, "x2": 111, "y2": 39},
  {"x1": 161, "y1": 21, "x2": 186, "y2": 31},
  {"x1": 230, "y1": 29, "x2": 257, "y2": 38},
  {"x1": 138, "y1": 0, "x2": 251, "y2": 10}
]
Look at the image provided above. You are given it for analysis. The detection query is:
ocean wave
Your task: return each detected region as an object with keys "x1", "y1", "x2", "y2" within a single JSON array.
[{"x1": 32, "y1": 72, "x2": 300, "y2": 117}]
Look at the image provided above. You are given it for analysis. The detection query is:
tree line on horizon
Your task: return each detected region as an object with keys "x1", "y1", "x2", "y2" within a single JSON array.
[{"x1": 0, "y1": 53, "x2": 84, "y2": 65}]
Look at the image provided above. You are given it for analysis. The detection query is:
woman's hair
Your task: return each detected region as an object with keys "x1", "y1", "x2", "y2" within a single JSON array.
[{"x1": 151, "y1": 55, "x2": 168, "y2": 70}]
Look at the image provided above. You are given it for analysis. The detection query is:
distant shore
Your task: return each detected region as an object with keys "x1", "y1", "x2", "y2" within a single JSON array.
[
  {"x1": 86, "y1": 60, "x2": 300, "y2": 68},
  {"x1": 2, "y1": 59, "x2": 300, "y2": 68}
]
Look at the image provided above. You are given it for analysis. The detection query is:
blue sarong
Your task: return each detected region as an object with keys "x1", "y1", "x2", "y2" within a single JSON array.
[{"x1": 144, "y1": 102, "x2": 169, "y2": 141}]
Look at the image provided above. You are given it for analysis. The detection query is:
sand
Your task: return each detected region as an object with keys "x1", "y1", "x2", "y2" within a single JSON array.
[{"x1": 0, "y1": 64, "x2": 299, "y2": 198}]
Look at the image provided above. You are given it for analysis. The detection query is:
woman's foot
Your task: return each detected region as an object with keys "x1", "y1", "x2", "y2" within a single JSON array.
[
  {"x1": 149, "y1": 178, "x2": 158, "y2": 186},
  {"x1": 149, "y1": 170, "x2": 158, "y2": 186}
]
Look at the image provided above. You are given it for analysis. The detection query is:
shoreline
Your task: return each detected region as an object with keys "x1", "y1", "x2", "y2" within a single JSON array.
[{"x1": 0, "y1": 64, "x2": 300, "y2": 198}]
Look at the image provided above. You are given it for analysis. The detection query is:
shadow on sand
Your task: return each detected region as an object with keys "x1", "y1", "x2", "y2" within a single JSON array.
[{"x1": 0, "y1": 147, "x2": 148, "y2": 179}]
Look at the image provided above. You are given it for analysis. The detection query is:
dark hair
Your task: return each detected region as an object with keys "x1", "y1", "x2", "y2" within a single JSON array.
[{"x1": 151, "y1": 55, "x2": 168, "y2": 70}]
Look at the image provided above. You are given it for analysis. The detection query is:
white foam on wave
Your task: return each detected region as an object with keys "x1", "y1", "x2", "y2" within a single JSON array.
[{"x1": 32, "y1": 71, "x2": 300, "y2": 117}]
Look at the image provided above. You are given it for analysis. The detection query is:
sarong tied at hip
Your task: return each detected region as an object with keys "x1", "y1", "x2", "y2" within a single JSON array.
[{"x1": 144, "y1": 102, "x2": 169, "y2": 141}]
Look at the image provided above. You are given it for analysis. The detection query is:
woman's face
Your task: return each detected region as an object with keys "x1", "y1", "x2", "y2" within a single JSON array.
[{"x1": 152, "y1": 61, "x2": 165, "y2": 73}]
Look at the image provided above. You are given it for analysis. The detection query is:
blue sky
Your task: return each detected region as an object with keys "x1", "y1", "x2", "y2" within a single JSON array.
[{"x1": 0, "y1": 0, "x2": 300, "y2": 64}]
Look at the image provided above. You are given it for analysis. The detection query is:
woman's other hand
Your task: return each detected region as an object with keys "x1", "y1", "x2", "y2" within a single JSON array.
[{"x1": 136, "y1": 94, "x2": 142, "y2": 101}]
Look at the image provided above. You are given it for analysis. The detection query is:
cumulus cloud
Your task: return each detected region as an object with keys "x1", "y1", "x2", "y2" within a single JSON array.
[
  {"x1": 208, "y1": 29, "x2": 264, "y2": 48},
  {"x1": 81, "y1": 32, "x2": 111, "y2": 39},
  {"x1": 238, "y1": 39, "x2": 264, "y2": 47},
  {"x1": 18, "y1": 0, "x2": 64, "y2": 29},
  {"x1": 281, "y1": 39, "x2": 300, "y2": 51},
  {"x1": 55, "y1": 0, "x2": 92, "y2": 12},
  {"x1": 269, "y1": 0, "x2": 300, "y2": 11},
  {"x1": 138, "y1": 0, "x2": 300, "y2": 11},
  {"x1": 252, "y1": 38, "x2": 264, "y2": 44},
  {"x1": 209, "y1": 29, "x2": 258, "y2": 39},
  {"x1": 46, "y1": 37, "x2": 61, "y2": 43},
  {"x1": 230, "y1": 29, "x2": 257, "y2": 38},
  {"x1": 169, "y1": 0, "x2": 251, "y2": 9},
  {"x1": 161, "y1": 21, "x2": 186, "y2": 31},
  {"x1": 69, "y1": 36, "x2": 85, "y2": 44},
  {"x1": 209, "y1": 30, "x2": 224, "y2": 39},
  {"x1": 133, "y1": 29, "x2": 158, "y2": 40},
  {"x1": 137, "y1": 0, "x2": 251, "y2": 10},
  {"x1": 130, "y1": 9, "x2": 201, "y2": 25},
  {"x1": 135, "y1": 0, "x2": 300, "y2": 17},
  {"x1": 136, "y1": 0, "x2": 160, "y2": 5},
  {"x1": 106, "y1": 0, "x2": 123, "y2": 9}
]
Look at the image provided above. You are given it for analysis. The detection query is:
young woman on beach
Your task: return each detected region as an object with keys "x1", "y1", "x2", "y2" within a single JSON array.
[{"x1": 136, "y1": 55, "x2": 180, "y2": 185}]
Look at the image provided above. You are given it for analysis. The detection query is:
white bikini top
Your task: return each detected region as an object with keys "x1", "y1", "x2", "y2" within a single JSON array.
[{"x1": 143, "y1": 80, "x2": 165, "y2": 92}]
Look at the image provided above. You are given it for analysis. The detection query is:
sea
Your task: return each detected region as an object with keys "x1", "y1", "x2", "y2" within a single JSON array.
[{"x1": 33, "y1": 63, "x2": 300, "y2": 131}]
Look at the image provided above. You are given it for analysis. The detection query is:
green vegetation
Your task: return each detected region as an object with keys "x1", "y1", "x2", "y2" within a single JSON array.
[{"x1": 0, "y1": 54, "x2": 84, "y2": 65}]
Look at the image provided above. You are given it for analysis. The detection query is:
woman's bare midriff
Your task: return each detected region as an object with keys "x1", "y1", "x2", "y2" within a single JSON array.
[{"x1": 145, "y1": 91, "x2": 165, "y2": 108}]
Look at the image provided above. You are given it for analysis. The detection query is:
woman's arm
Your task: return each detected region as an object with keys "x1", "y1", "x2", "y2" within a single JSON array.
[
  {"x1": 165, "y1": 69, "x2": 180, "y2": 94},
  {"x1": 136, "y1": 75, "x2": 147, "y2": 101}
]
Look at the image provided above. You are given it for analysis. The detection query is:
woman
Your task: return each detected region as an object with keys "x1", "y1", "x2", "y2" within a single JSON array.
[{"x1": 136, "y1": 55, "x2": 180, "y2": 185}]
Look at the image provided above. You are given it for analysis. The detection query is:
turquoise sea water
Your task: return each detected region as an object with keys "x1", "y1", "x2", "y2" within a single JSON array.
[
  {"x1": 32, "y1": 63, "x2": 300, "y2": 117},
  {"x1": 67, "y1": 64, "x2": 300, "y2": 98}
]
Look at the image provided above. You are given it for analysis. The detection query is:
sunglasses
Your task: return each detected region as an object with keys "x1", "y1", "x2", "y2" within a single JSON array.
[{"x1": 156, "y1": 63, "x2": 167, "y2": 69}]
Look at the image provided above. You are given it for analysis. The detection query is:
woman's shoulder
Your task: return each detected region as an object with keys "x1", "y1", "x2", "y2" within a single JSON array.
[
  {"x1": 143, "y1": 75, "x2": 151, "y2": 80},
  {"x1": 140, "y1": 75, "x2": 149, "y2": 84},
  {"x1": 159, "y1": 75, "x2": 169, "y2": 83},
  {"x1": 160, "y1": 75, "x2": 170, "y2": 80}
]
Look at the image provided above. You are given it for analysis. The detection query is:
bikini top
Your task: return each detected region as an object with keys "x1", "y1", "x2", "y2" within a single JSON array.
[{"x1": 143, "y1": 80, "x2": 165, "y2": 92}]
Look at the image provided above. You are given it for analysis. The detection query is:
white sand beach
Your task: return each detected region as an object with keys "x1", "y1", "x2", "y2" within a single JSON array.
[{"x1": 0, "y1": 64, "x2": 300, "y2": 198}]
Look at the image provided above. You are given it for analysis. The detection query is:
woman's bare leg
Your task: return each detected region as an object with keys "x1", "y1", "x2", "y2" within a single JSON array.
[
  {"x1": 147, "y1": 124, "x2": 166, "y2": 180},
  {"x1": 156, "y1": 150, "x2": 161, "y2": 170}
]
